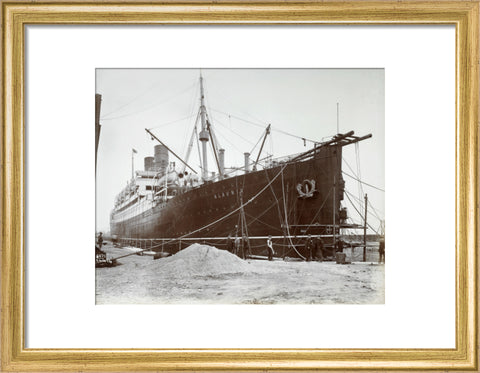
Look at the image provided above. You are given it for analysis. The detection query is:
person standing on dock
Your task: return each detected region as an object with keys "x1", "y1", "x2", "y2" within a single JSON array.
[
  {"x1": 234, "y1": 236, "x2": 240, "y2": 256},
  {"x1": 379, "y1": 238, "x2": 385, "y2": 263},
  {"x1": 242, "y1": 235, "x2": 249, "y2": 259},
  {"x1": 267, "y1": 235, "x2": 274, "y2": 261},
  {"x1": 226, "y1": 235, "x2": 233, "y2": 253},
  {"x1": 96, "y1": 232, "x2": 103, "y2": 250},
  {"x1": 314, "y1": 236, "x2": 324, "y2": 261},
  {"x1": 305, "y1": 235, "x2": 313, "y2": 261},
  {"x1": 335, "y1": 238, "x2": 344, "y2": 253}
]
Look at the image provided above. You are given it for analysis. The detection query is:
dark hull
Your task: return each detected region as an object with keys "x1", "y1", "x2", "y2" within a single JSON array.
[{"x1": 111, "y1": 146, "x2": 344, "y2": 257}]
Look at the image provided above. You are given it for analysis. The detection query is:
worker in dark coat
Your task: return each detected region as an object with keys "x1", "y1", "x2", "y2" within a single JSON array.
[
  {"x1": 314, "y1": 236, "x2": 324, "y2": 261},
  {"x1": 242, "y1": 235, "x2": 249, "y2": 259},
  {"x1": 267, "y1": 235, "x2": 274, "y2": 261},
  {"x1": 305, "y1": 235, "x2": 313, "y2": 261},
  {"x1": 96, "y1": 232, "x2": 103, "y2": 250},
  {"x1": 335, "y1": 238, "x2": 344, "y2": 253},
  {"x1": 95, "y1": 232, "x2": 106, "y2": 258},
  {"x1": 379, "y1": 238, "x2": 385, "y2": 263}
]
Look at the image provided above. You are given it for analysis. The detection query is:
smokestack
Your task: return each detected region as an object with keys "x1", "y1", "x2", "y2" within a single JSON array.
[
  {"x1": 144, "y1": 157, "x2": 154, "y2": 171},
  {"x1": 218, "y1": 149, "x2": 225, "y2": 177},
  {"x1": 154, "y1": 144, "x2": 169, "y2": 175},
  {"x1": 244, "y1": 152, "x2": 250, "y2": 173}
]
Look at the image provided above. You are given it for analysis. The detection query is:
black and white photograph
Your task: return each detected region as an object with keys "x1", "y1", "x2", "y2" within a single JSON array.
[{"x1": 95, "y1": 68, "x2": 385, "y2": 304}]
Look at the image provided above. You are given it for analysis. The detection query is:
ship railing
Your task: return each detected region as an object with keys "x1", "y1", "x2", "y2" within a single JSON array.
[
  {"x1": 154, "y1": 188, "x2": 166, "y2": 196},
  {"x1": 202, "y1": 150, "x2": 309, "y2": 180},
  {"x1": 115, "y1": 234, "x2": 369, "y2": 252},
  {"x1": 266, "y1": 152, "x2": 304, "y2": 165},
  {"x1": 220, "y1": 152, "x2": 304, "y2": 178}
]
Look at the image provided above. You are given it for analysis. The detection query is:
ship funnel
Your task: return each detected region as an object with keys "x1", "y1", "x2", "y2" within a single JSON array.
[
  {"x1": 144, "y1": 157, "x2": 154, "y2": 171},
  {"x1": 244, "y1": 152, "x2": 250, "y2": 173},
  {"x1": 218, "y1": 148, "x2": 225, "y2": 177},
  {"x1": 154, "y1": 144, "x2": 169, "y2": 175}
]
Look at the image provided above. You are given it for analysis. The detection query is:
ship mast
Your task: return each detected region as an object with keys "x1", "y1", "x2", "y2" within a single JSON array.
[{"x1": 198, "y1": 74, "x2": 209, "y2": 181}]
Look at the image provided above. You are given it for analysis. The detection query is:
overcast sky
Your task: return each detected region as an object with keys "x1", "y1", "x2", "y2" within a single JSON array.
[{"x1": 96, "y1": 69, "x2": 384, "y2": 234}]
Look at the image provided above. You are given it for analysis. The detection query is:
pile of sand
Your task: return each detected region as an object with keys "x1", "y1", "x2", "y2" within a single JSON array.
[{"x1": 151, "y1": 244, "x2": 252, "y2": 277}]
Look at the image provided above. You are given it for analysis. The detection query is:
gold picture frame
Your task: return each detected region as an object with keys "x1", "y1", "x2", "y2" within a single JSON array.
[{"x1": 2, "y1": 1, "x2": 478, "y2": 371}]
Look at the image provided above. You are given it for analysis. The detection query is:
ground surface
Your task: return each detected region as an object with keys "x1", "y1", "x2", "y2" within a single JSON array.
[{"x1": 96, "y1": 243, "x2": 384, "y2": 304}]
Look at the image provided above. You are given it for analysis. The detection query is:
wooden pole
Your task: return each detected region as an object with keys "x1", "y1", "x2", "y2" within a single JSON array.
[
  {"x1": 333, "y1": 175, "x2": 336, "y2": 256},
  {"x1": 336, "y1": 102, "x2": 339, "y2": 134},
  {"x1": 95, "y1": 94, "x2": 102, "y2": 173},
  {"x1": 363, "y1": 193, "x2": 368, "y2": 262},
  {"x1": 253, "y1": 124, "x2": 271, "y2": 171},
  {"x1": 206, "y1": 120, "x2": 222, "y2": 178}
]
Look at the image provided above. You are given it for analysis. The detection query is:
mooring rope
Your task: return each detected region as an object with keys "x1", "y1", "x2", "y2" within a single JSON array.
[{"x1": 281, "y1": 169, "x2": 306, "y2": 260}]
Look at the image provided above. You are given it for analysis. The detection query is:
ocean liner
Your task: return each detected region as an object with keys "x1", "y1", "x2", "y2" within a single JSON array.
[{"x1": 107, "y1": 76, "x2": 372, "y2": 259}]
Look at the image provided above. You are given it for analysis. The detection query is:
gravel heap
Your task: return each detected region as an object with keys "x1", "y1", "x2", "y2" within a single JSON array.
[{"x1": 152, "y1": 243, "x2": 252, "y2": 277}]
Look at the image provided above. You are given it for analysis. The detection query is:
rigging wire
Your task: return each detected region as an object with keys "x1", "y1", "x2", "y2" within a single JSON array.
[
  {"x1": 101, "y1": 82, "x2": 197, "y2": 121},
  {"x1": 180, "y1": 81, "x2": 200, "y2": 158},
  {"x1": 344, "y1": 191, "x2": 379, "y2": 234},
  {"x1": 181, "y1": 109, "x2": 201, "y2": 169},
  {"x1": 355, "y1": 142, "x2": 365, "y2": 214},
  {"x1": 345, "y1": 191, "x2": 383, "y2": 224},
  {"x1": 211, "y1": 115, "x2": 256, "y2": 146},
  {"x1": 205, "y1": 81, "x2": 271, "y2": 126},
  {"x1": 203, "y1": 83, "x2": 223, "y2": 153},
  {"x1": 210, "y1": 108, "x2": 319, "y2": 144},
  {"x1": 147, "y1": 114, "x2": 198, "y2": 130},
  {"x1": 342, "y1": 156, "x2": 384, "y2": 192},
  {"x1": 344, "y1": 152, "x2": 363, "y2": 214},
  {"x1": 343, "y1": 157, "x2": 358, "y2": 176},
  {"x1": 249, "y1": 130, "x2": 266, "y2": 156},
  {"x1": 281, "y1": 169, "x2": 306, "y2": 260},
  {"x1": 244, "y1": 198, "x2": 281, "y2": 231},
  {"x1": 212, "y1": 123, "x2": 249, "y2": 157},
  {"x1": 367, "y1": 198, "x2": 384, "y2": 221},
  {"x1": 342, "y1": 170, "x2": 385, "y2": 192},
  {"x1": 262, "y1": 168, "x2": 289, "y2": 237},
  {"x1": 101, "y1": 78, "x2": 166, "y2": 118},
  {"x1": 245, "y1": 212, "x2": 282, "y2": 233}
]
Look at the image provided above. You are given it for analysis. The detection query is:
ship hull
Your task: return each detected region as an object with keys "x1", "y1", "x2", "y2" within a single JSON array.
[{"x1": 110, "y1": 145, "x2": 344, "y2": 258}]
